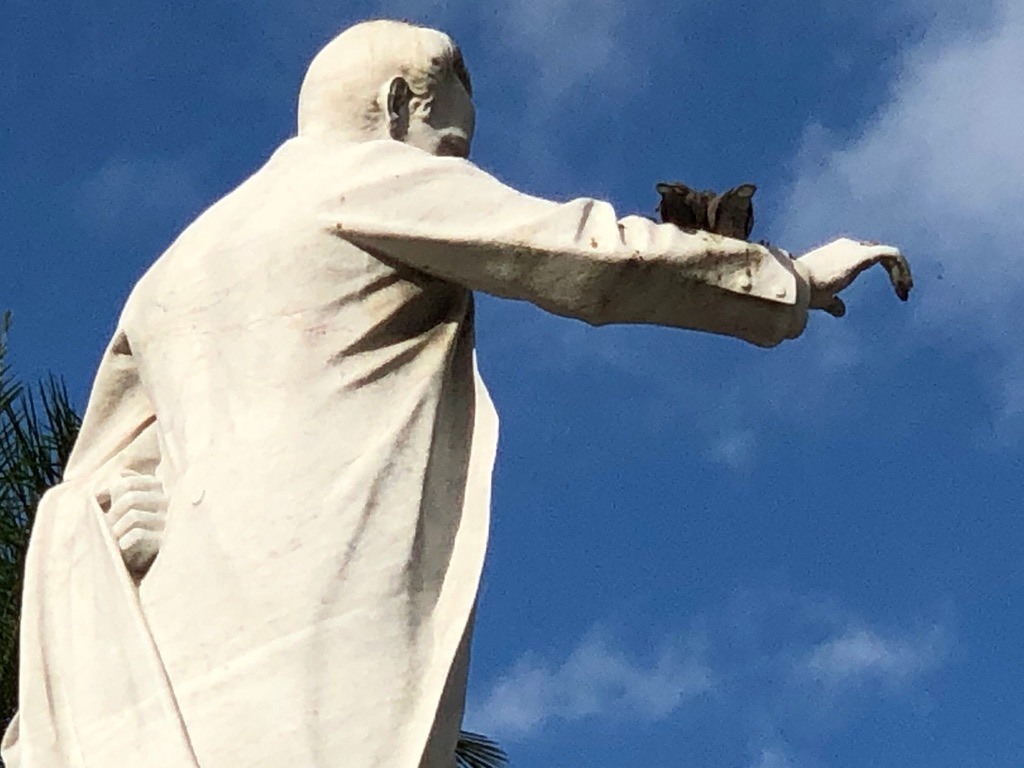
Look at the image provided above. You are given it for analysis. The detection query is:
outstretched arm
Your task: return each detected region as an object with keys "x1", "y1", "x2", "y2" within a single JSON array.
[
  {"x1": 326, "y1": 141, "x2": 807, "y2": 347},
  {"x1": 324, "y1": 141, "x2": 910, "y2": 348}
]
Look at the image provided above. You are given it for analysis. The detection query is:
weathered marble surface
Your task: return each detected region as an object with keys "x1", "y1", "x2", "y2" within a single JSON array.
[{"x1": 2, "y1": 19, "x2": 910, "y2": 768}]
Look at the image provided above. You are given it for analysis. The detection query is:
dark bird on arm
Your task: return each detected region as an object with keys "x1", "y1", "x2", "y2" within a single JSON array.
[
  {"x1": 707, "y1": 183, "x2": 756, "y2": 240},
  {"x1": 656, "y1": 181, "x2": 758, "y2": 241},
  {"x1": 656, "y1": 182, "x2": 714, "y2": 230}
]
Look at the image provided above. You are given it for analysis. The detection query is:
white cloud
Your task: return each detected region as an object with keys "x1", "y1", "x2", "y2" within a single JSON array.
[
  {"x1": 486, "y1": 0, "x2": 637, "y2": 105},
  {"x1": 368, "y1": 0, "x2": 645, "y2": 110},
  {"x1": 798, "y1": 624, "x2": 946, "y2": 689},
  {"x1": 778, "y1": 0, "x2": 1024, "y2": 436},
  {"x1": 75, "y1": 155, "x2": 205, "y2": 237},
  {"x1": 470, "y1": 589, "x2": 950, "y2": 766},
  {"x1": 502, "y1": 0, "x2": 1024, "y2": 459},
  {"x1": 471, "y1": 0, "x2": 659, "y2": 189},
  {"x1": 749, "y1": 745, "x2": 797, "y2": 768},
  {"x1": 468, "y1": 631, "x2": 712, "y2": 738},
  {"x1": 709, "y1": 428, "x2": 758, "y2": 472}
]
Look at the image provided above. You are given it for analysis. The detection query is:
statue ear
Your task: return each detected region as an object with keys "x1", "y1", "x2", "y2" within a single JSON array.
[{"x1": 386, "y1": 77, "x2": 411, "y2": 140}]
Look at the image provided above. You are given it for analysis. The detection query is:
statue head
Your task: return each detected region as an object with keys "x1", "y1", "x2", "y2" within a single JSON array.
[{"x1": 297, "y1": 20, "x2": 475, "y2": 158}]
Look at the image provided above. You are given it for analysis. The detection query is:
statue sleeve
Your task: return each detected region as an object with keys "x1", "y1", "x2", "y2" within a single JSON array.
[
  {"x1": 328, "y1": 142, "x2": 809, "y2": 347},
  {"x1": 64, "y1": 327, "x2": 158, "y2": 484}
]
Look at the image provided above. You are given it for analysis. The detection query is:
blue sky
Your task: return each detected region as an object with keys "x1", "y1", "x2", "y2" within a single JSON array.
[{"x1": 2, "y1": 1, "x2": 1022, "y2": 766}]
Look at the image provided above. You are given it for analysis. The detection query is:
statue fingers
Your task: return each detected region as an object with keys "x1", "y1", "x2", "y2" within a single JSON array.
[
  {"x1": 851, "y1": 239, "x2": 902, "y2": 258},
  {"x1": 108, "y1": 488, "x2": 168, "y2": 526},
  {"x1": 799, "y1": 238, "x2": 909, "y2": 299},
  {"x1": 98, "y1": 472, "x2": 161, "y2": 512},
  {"x1": 881, "y1": 252, "x2": 913, "y2": 301},
  {"x1": 841, "y1": 242, "x2": 912, "y2": 301},
  {"x1": 107, "y1": 470, "x2": 168, "y2": 522},
  {"x1": 109, "y1": 472, "x2": 165, "y2": 501},
  {"x1": 114, "y1": 509, "x2": 165, "y2": 576},
  {"x1": 111, "y1": 507, "x2": 166, "y2": 542}
]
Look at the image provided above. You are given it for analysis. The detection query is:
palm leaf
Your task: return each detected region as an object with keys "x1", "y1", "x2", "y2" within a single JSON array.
[
  {"x1": 0, "y1": 313, "x2": 82, "y2": 739},
  {"x1": 456, "y1": 730, "x2": 508, "y2": 768}
]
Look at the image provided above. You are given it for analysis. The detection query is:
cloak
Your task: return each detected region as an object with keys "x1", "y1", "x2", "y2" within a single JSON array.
[{"x1": 2, "y1": 134, "x2": 806, "y2": 767}]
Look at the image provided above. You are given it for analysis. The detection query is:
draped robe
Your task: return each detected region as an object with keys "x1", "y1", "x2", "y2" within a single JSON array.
[{"x1": 2, "y1": 136, "x2": 807, "y2": 768}]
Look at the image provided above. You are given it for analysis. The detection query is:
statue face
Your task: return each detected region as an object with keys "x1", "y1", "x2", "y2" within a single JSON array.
[
  {"x1": 297, "y1": 22, "x2": 476, "y2": 154},
  {"x1": 404, "y1": 54, "x2": 475, "y2": 159}
]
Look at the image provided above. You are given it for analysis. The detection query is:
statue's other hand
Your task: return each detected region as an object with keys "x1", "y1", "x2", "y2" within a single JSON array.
[
  {"x1": 795, "y1": 237, "x2": 913, "y2": 317},
  {"x1": 102, "y1": 472, "x2": 168, "y2": 578}
]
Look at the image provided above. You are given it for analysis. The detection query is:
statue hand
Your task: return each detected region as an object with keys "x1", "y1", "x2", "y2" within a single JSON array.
[
  {"x1": 794, "y1": 237, "x2": 913, "y2": 317},
  {"x1": 102, "y1": 472, "x2": 167, "y2": 578}
]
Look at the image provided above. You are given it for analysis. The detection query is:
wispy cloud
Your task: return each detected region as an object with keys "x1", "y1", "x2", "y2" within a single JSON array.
[
  {"x1": 238, "y1": 0, "x2": 664, "y2": 188},
  {"x1": 485, "y1": 0, "x2": 1024, "y2": 455},
  {"x1": 470, "y1": 587, "x2": 951, "y2": 767},
  {"x1": 472, "y1": 0, "x2": 660, "y2": 189},
  {"x1": 75, "y1": 154, "x2": 206, "y2": 239},
  {"x1": 365, "y1": 0, "x2": 646, "y2": 108},
  {"x1": 778, "y1": 0, "x2": 1024, "y2": 437},
  {"x1": 798, "y1": 624, "x2": 946, "y2": 689},
  {"x1": 748, "y1": 745, "x2": 797, "y2": 768},
  {"x1": 468, "y1": 630, "x2": 712, "y2": 737},
  {"x1": 485, "y1": 0, "x2": 638, "y2": 106},
  {"x1": 708, "y1": 428, "x2": 758, "y2": 472}
]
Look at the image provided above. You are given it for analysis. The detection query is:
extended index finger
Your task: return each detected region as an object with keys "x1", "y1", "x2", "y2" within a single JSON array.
[
  {"x1": 853, "y1": 240, "x2": 902, "y2": 258},
  {"x1": 853, "y1": 242, "x2": 912, "y2": 301},
  {"x1": 879, "y1": 252, "x2": 913, "y2": 301}
]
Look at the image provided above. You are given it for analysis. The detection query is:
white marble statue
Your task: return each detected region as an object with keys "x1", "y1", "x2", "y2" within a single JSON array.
[{"x1": 1, "y1": 19, "x2": 911, "y2": 768}]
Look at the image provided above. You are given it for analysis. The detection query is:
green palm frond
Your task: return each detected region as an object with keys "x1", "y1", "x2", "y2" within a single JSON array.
[
  {"x1": 0, "y1": 313, "x2": 82, "y2": 737},
  {"x1": 456, "y1": 730, "x2": 508, "y2": 768},
  {"x1": 0, "y1": 312, "x2": 20, "y2": 444}
]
